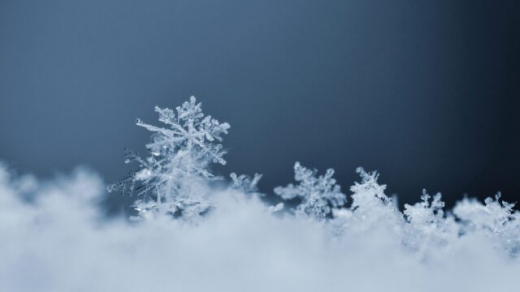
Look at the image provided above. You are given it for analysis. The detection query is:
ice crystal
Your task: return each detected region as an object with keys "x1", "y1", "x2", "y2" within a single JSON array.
[
  {"x1": 404, "y1": 190, "x2": 445, "y2": 226},
  {"x1": 350, "y1": 167, "x2": 391, "y2": 209},
  {"x1": 274, "y1": 162, "x2": 346, "y2": 221},
  {"x1": 403, "y1": 190, "x2": 458, "y2": 255},
  {"x1": 339, "y1": 167, "x2": 404, "y2": 235},
  {"x1": 454, "y1": 194, "x2": 520, "y2": 256},
  {"x1": 109, "y1": 96, "x2": 229, "y2": 221}
]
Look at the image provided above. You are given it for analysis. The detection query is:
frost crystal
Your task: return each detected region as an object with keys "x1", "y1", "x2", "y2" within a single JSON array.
[
  {"x1": 109, "y1": 96, "x2": 230, "y2": 221},
  {"x1": 274, "y1": 162, "x2": 346, "y2": 221},
  {"x1": 342, "y1": 167, "x2": 403, "y2": 234},
  {"x1": 404, "y1": 190, "x2": 445, "y2": 227},
  {"x1": 350, "y1": 167, "x2": 391, "y2": 209},
  {"x1": 454, "y1": 193, "x2": 520, "y2": 256},
  {"x1": 403, "y1": 190, "x2": 457, "y2": 255}
]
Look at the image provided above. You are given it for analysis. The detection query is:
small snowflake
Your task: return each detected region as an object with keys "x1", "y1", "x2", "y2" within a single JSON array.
[{"x1": 274, "y1": 162, "x2": 346, "y2": 221}]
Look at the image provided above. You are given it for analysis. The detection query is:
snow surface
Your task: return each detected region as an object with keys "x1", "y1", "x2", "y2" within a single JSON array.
[{"x1": 0, "y1": 163, "x2": 519, "y2": 292}]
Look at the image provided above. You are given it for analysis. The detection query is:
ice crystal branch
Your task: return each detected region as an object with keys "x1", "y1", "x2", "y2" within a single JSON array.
[{"x1": 230, "y1": 173, "x2": 263, "y2": 194}]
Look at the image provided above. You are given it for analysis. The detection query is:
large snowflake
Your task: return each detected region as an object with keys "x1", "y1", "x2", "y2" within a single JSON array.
[{"x1": 109, "y1": 96, "x2": 230, "y2": 221}]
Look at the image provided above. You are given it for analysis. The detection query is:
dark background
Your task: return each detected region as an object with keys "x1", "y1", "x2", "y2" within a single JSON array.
[{"x1": 1, "y1": 0, "x2": 519, "y2": 213}]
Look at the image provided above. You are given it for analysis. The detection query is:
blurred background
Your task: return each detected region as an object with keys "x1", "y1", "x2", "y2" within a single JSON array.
[{"x1": 0, "y1": 0, "x2": 519, "y2": 213}]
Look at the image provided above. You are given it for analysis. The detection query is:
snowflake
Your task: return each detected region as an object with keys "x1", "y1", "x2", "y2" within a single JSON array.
[
  {"x1": 403, "y1": 190, "x2": 457, "y2": 255},
  {"x1": 136, "y1": 96, "x2": 230, "y2": 176},
  {"x1": 454, "y1": 193, "x2": 520, "y2": 256},
  {"x1": 274, "y1": 162, "x2": 346, "y2": 221},
  {"x1": 404, "y1": 190, "x2": 445, "y2": 227},
  {"x1": 108, "y1": 96, "x2": 230, "y2": 221},
  {"x1": 350, "y1": 167, "x2": 391, "y2": 209},
  {"x1": 341, "y1": 167, "x2": 403, "y2": 234}
]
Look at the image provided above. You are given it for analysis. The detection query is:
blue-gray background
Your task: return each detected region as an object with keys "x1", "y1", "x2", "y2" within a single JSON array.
[{"x1": 1, "y1": 0, "x2": 519, "y2": 212}]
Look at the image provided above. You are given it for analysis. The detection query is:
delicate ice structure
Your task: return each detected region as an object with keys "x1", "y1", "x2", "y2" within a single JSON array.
[
  {"x1": 330, "y1": 167, "x2": 404, "y2": 241},
  {"x1": 403, "y1": 190, "x2": 459, "y2": 258},
  {"x1": 454, "y1": 194, "x2": 520, "y2": 257},
  {"x1": 275, "y1": 162, "x2": 346, "y2": 221},
  {"x1": 230, "y1": 172, "x2": 263, "y2": 194},
  {"x1": 108, "y1": 96, "x2": 229, "y2": 222}
]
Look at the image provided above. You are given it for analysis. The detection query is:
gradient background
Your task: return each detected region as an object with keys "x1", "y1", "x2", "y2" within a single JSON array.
[{"x1": 1, "y1": 0, "x2": 519, "y2": 213}]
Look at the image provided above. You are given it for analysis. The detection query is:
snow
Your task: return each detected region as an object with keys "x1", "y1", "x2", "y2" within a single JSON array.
[
  {"x1": 0, "y1": 164, "x2": 519, "y2": 292},
  {"x1": 1, "y1": 97, "x2": 519, "y2": 291}
]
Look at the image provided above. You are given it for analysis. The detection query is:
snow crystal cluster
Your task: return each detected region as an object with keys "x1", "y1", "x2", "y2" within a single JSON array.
[
  {"x1": 109, "y1": 97, "x2": 520, "y2": 259},
  {"x1": 1, "y1": 96, "x2": 520, "y2": 292},
  {"x1": 107, "y1": 96, "x2": 520, "y2": 258}
]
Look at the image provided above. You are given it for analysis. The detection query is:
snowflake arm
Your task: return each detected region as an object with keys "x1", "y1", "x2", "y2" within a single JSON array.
[{"x1": 230, "y1": 173, "x2": 263, "y2": 194}]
